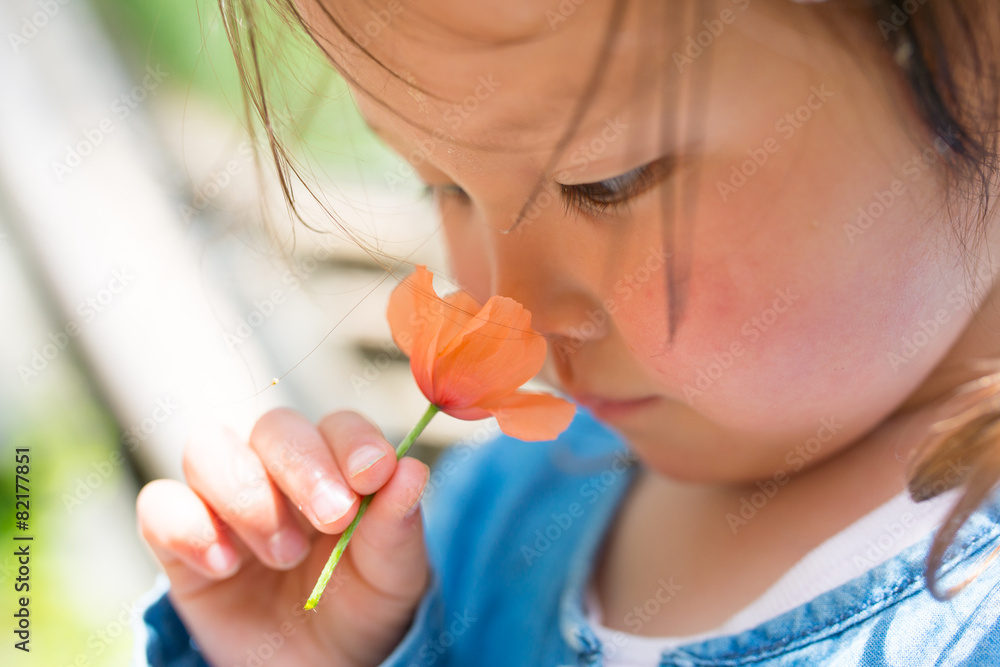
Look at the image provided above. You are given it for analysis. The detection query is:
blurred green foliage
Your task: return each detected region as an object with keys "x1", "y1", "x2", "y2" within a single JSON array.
[
  {"x1": 89, "y1": 0, "x2": 399, "y2": 174},
  {"x1": 1, "y1": 376, "x2": 138, "y2": 667},
  {"x1": 6, "y1": 2, "x2": 412, "y2": 665}
]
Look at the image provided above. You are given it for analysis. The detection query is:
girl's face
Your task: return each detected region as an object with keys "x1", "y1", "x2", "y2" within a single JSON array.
[{"x1": 304, "y1": 0, "x2": 994, "y2": 481}]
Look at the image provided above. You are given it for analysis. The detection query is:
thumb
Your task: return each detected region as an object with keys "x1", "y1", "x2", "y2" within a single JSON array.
[{"x1": 340, "y1": 456, "x2": 432, "y2": 604}]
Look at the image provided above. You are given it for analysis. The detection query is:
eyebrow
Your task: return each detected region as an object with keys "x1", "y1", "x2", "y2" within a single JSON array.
[
  {"x1": 355, "y1": 92, "x2": 552, "y2": 154},
  {"x1": 357, "y1": 81, "x2": 646, "y2": 163}
]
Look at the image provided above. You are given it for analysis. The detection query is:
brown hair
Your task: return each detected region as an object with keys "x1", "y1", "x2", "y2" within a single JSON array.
[
  {"x1": 217, "y1": 0, "x2": 1000, "y2": 600},
  {"x1": 907, "y1": 358, "x2": 1000, "y2": 599}
]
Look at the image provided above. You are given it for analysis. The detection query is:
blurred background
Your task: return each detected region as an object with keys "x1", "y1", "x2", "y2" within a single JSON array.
[{"x1": 0, "y1": 0, "x2": 484, "y2": 664}]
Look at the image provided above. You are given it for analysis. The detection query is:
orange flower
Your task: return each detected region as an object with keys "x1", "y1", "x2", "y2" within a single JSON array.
[{"x1": 387, "y1": 265, "x2": 575, "y2": 441}]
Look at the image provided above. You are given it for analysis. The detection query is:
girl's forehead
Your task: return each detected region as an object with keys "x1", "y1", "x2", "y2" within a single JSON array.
[
  {"x1": 310, "y1": 0, "x2": 597, "y2": 45},
  {"x1": 301, "y1": 0, "x2": 677, "y2": 152}
]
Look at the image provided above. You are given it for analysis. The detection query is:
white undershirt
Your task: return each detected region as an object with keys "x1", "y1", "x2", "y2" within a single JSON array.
[{"x1": 585, "y1": 487, "x2": 963, "y2": 666}]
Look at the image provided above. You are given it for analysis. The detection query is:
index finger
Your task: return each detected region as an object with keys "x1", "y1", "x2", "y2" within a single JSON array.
[{"x1": 249, "y1": 408, "x2": 362, "y2": 534}]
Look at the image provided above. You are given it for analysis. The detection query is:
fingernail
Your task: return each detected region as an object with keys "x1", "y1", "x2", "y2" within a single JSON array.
[
  {"x1": 347, "y1": 444, "x2": 387, "y2": 477},
  {"x1": 403, "y1": 487, "x2": 426, "y2": 519},
  {"x1": 310, "y1": 480, "x2": 357, "y2": 525},
  {"x1": 269, "y1": 527, "x2": 308, "y2": 567},
  {"x1": 204, "y1": 543, "x2": 238, "y2": 574}
]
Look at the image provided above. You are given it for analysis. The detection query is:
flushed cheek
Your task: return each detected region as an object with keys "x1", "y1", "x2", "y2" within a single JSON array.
[
  {"x1": 632, "y1": 261, "x2": 966, "y2": 437},
  {"x1": 601, "y1": 250, "x2": 673, "y2": 356},
  {"x1": 608, "y1": 247, "x2": 788, "y2": 391}
]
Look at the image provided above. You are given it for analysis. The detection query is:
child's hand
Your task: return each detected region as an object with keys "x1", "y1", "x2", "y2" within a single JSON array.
[{"x1": 136, "y1": 408, "x2": 431, "y2": 667}]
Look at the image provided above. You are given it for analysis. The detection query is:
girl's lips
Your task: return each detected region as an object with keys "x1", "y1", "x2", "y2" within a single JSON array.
[{"x1": 571, "y1": 394, "x2": 660, "y2": 420}]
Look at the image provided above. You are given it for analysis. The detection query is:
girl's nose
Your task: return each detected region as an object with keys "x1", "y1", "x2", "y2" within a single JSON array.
[{"x1": 488, "y1": 222, "x2": 610, "y2": 348}]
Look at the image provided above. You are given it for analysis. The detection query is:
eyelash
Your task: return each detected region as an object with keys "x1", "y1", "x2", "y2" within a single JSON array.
[
  {"x1": 560, "y1": 158, "x2": 672, "y2": 218},
  {"x1": 421, "y1": 157, "x2": 673, "y2": 218},
  {"x1": 422, "y1": 183, "x2": 468, "y2": 202}
]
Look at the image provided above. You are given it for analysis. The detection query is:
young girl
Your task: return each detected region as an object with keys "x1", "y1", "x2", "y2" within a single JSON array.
[{"x1": 134, "y1": 0, "x2": 1000, "y2": 664}]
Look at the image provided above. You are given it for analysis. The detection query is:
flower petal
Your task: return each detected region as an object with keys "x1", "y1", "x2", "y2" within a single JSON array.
[
  {"x1": 438, "y1": 404, "x2": 493, "y2": 421},
  {"x1": 385, "y1": 268, "x2": 452, "y2": 398},
  {"x1": 387, "y1": 265, "x2": 486, "y2": 405},
  {"x1": 480, "y1": 391, "x2": 577, "y2": 441},
  {"x1": 431, "y1": 296, "x2": 548, "y2": 409},
  {"x1": 387, "y1": 265, "x2": 437, "y2": 358},
  {"x1": 435, "y1": 289, "x2": 484, "y2": 357}
]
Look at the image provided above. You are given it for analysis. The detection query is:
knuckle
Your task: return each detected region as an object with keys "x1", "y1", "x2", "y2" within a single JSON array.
[
  {"x1": 398, "y1": 456, "x2": 429, "y2": 481},
  {"x1": 135, "y1": 478, "x2": 163, "y2": 510},
  {"x1": 225, "y1": 508, "x2": 278, "y2": 547},
  {"x1": 253, "y1": 407, "x2": 300, "y2": 434},
  {"x1": 218, "y1": 477, "x2": 273, "y2": 526},
  {"x1": 182, "y1": 424, "x2": 235, "y2": 482},
  {"x1": 319, "y1": 409, "x2": 379, "y2": 438},
  {"x1": 181, "y1": 520, "x2": 219, "y2": 554},
  {"x1": 264, "y1": 437, "x2": 314, "y2": 479},
  {"x1": 138, "y1": 478, "x2": 190, "y2": 521},
  {"x1": 135, "y1": 479, "x2": 170, "y2": 521},
  {"x1": 316, "y1": 409, "x2": 349, "y2": 434}
]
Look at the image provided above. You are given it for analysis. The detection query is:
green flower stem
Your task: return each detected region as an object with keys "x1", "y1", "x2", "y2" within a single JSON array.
[{"x1": 304, "y1": 403, "x2": 441, "y2": 611}]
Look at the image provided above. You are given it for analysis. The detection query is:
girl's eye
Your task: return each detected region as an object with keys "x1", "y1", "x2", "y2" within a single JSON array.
[
  {"x1": 422, "y1": 183, "x2": 470, "y2": 203},
  {"x1": 559, "y1": 157, "x2": 674, "y2": 218}
]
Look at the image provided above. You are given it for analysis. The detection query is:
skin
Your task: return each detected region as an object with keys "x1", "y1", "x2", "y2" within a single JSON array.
[{"x1": 137, "y1": 0, "x2": 1000, "y2": 662}]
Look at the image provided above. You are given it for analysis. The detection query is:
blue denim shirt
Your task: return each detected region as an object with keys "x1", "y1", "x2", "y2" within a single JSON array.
[{"x1": 134, "y1": 409, "x2": 1000, "y2": 666}]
